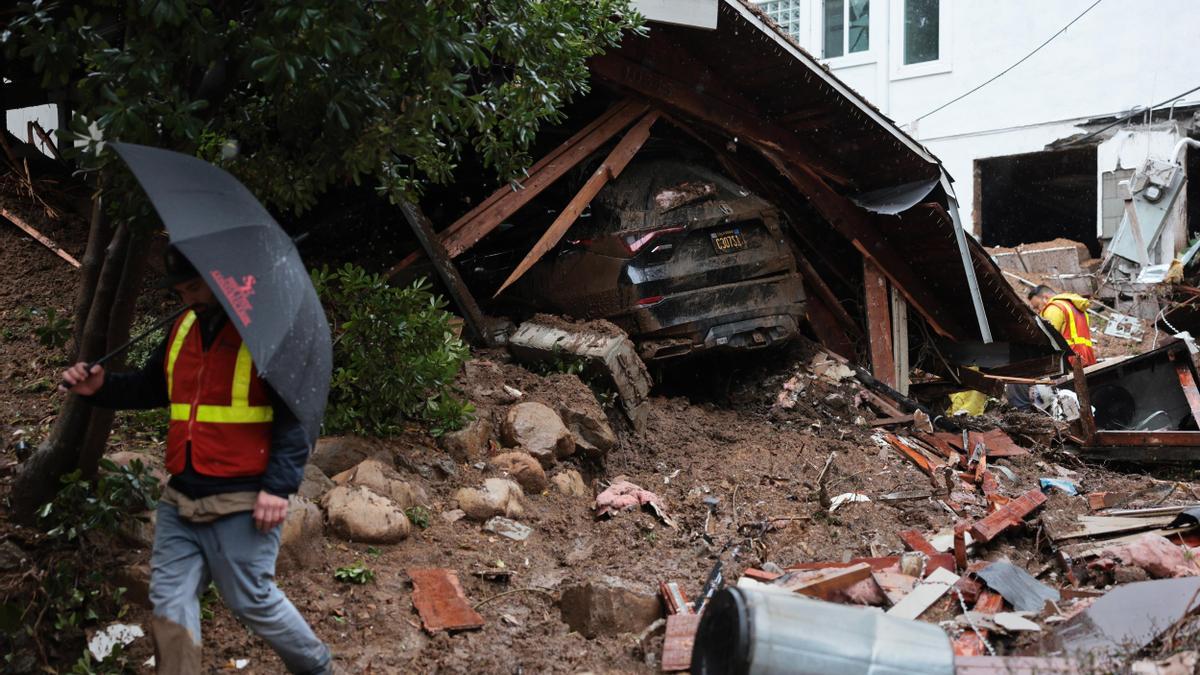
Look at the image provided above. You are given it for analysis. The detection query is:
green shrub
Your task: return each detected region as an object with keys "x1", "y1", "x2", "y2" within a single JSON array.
[
  {"x1": 313, "y1": 264, "x2": 473, "y2": 437},
  {"x1": 334, "y1": 561, "x2": 375, "y2": 585}
]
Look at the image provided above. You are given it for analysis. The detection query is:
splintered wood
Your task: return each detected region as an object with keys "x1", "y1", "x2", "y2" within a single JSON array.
[{"x1": 408, "y1": 568, "x2": 484, "y2": 633}]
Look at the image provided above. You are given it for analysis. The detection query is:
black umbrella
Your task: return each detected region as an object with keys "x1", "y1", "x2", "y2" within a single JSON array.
[{"x1": 111, "y1": 142, "x2": 332, "y2": 446}]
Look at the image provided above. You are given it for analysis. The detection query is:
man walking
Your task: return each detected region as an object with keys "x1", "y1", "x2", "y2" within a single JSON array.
[
  {"x1": 1027, "y1": 284, "x2": 1097, "y2": 366},
  {"x1": 61, "y1": 248, "x2": 332, "y2": 674}
]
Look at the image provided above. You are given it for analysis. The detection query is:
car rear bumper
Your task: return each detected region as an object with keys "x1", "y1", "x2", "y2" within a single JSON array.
[{"x1": 617, "y1": 272, "x2": 806, "y2": 360}]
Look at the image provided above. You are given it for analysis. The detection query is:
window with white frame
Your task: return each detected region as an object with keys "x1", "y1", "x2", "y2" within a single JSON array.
[
  {"x1": 756, "y1": 0, "x2": 804, "y2": 42},
  {"x1": 903, "y1": 0, "x2": 939, "y2": 64},
  {"x1": 822, "y1": 0, "x2": 869, "y2": 59}
]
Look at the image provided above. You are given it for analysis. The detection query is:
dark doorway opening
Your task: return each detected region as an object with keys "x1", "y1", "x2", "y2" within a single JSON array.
[{"x1": 977, "y1": 147, "x2": 1099, "y2": 257}]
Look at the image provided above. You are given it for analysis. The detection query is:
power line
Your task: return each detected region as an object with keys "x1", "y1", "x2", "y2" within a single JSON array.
[{"x1": 911, "y1": 0, "x2": 1105, "y2": 124}]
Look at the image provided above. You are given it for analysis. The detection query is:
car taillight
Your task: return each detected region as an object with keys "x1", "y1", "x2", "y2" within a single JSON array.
[
  {"x1": 623, "y1": 227, "x2": 685, "y2": 254},
  {"x1": 636, "y1": 295, "x2": 664, "y2": 306}
]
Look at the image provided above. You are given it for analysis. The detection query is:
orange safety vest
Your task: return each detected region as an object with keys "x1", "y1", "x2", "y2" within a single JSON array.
[
  {"x1": 163, "y1": 310, "x2": 274, "y2": 477},
  {"x1": 1045, "y1": 299, "x2": 1097, "y2": 367}
]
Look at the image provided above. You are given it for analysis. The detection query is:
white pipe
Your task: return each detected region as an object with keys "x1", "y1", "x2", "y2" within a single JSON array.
[{"x1": 1171, "y1": 137, "x2": 1200, "y2": 166}]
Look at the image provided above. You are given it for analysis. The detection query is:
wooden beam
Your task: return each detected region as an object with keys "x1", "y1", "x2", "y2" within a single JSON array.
[
  {"x1": 400, "y1": 201, "x2": 494, "y2": 346},
  {"x1": 0, "y1": 206, "x2": 80, "y2": 268},
  {"x1": 794, "y1": 248, "x2": 859, "y2": 336},
  {"x1": 864, "y1": 260, "x2": 895, "y2": 387},
  {"x1": 891, "y1": 287, "x2": 910, "y2": 395},
  {"x1": 493, "y1": 110, "x2": 660, "y2": 296},
  {"x1": 1070, "y1": 356, "x2": 1096, "y2": 444},
  {"x1": 387, "y1": 99, "x2": 647, "y2": 275},
  {"x1": 1175, "y1": 359, "x2": 1200, "y2": 430},
  {"x1": 588, "y1": 53, "x2": 966, "y2": 339}
]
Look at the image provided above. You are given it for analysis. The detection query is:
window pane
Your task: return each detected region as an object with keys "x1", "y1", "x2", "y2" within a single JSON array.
[
  {"x1": 824, "y1": 0, "x2": 844, "y2": 58},
  {"x1": 904, "y1": 0, "x2": 939, "y2": 64},
  {"x1": 848, "y1": 0, "x2": 869, "y2": 53}
]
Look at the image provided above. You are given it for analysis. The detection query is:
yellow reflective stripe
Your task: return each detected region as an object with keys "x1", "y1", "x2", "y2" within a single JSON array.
[
  {"x1": 169, "y1": 403, "x2": 192, "y2": 421},
  {"x1": 232, "y1": 343, "x2": 253, "y2": 408},
  {"x1": 1052, "y1": 300, "x2": 1094, "y2": 348},
  {"x1": 166, "y1": 310, "x2": 197, "y2": 399},
  {"x1": 194, "y1": 405, "x2": 274, "y2": 424}
]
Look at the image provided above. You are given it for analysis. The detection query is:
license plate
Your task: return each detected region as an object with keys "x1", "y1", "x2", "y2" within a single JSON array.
[{"x1": 710, "y1": 229, "x2": 746, "y2": 254}]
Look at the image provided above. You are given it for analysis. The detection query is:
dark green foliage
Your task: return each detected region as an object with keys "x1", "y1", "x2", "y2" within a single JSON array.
[
  {"x1": 313, "y1": 264, "x2": 473, "y2": 437},
  {"x1": 30, "y1": 307, "x2": 71, "y2": 349},
  {"x1": 3, "y1": 0, "x2": 643, "y2": 213},
  {"x1": 1, "y1": 460, "x2": 160, "y2": 671}
]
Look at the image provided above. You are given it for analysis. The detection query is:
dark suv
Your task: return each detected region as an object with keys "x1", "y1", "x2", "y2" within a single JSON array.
[{"x1": 494, "y1": 157, "x2": 806, "y2": 360}]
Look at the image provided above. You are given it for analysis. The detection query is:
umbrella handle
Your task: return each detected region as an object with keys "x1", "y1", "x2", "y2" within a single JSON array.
[{"x1": 59, "y1": 305, "x2": 191, "y2": 393}]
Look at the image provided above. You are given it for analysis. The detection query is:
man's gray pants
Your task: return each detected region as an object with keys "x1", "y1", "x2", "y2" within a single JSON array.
[{"x1": 149, "y1": 502, "x2": 330, "y2": 674}]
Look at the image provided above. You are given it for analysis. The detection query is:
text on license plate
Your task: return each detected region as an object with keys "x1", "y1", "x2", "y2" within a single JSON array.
[{"x1": 710, "y1": 229, "x2": 746, "y2": 254}]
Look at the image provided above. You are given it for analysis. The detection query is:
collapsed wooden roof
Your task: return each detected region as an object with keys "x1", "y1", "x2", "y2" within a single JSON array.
[{"x1": 395, "y1": 0, "x2": 1058, "y2": 367}]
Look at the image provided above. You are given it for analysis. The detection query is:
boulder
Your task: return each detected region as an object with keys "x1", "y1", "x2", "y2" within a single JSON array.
[
  {"x1": 439, "y1": 417, "x2": 493, "y2": 463},
  {"x1": 489, "y1": 452, "x2": 547, "y2": 493},
  {"x1": 501, "y1": 402, "x2": 574, "y2": 468},
  {"x1": 297, "y1": 463, "x2": 334, "y2": 501},
  {"x1": 278, "y1": 496, "x2": 325, "y2": 571},
  {"x1": 551, "y1": 470, "x2": 590, "y2": 498},
  {"x1": 559, "y1": 401, "x2": 616, "y2": 459},
  {"x1": 331, "y1": 458, "x2": 428, "y2": 509},
  {"x1": 454, "y1": 478, "x2": 525, "y2": 521},
  {"x1": 322, "y1": 486, "x2": 411, "y2": 544},
  {"x1": 560, "y1": 576, "x2": 663, "y2": 638},
  {"x1": 310, "y1": 436, "x2": 377, "y2": 476}
]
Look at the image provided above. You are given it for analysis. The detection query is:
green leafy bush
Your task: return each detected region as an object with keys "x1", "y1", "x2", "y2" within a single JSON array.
[
  {"x1": 334, "y1": 561, "x2": 375, "y2": 585},
  {"x1": 31, "y1": 307, "x2": 71, "y2": 349},
  {"x1": 313, "y1": 264, "x2": 473, "y2": 437}
]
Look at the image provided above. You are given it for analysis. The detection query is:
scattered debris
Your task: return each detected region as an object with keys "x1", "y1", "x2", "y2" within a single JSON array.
[
  {"x1": 975, "y1": 561, "x2": 1060, "y2": 613},
  {"x1": 1041, "y1": 578, "x2": 1200, "y2": 661},
  {"x1": 483, "y1": 516, "x2": 532, "y2": 541},
  {"x1": 594, "y1": 476, "x2": 676, "y2": 528},
  {"x1": 828, "y1": 492, "x2": 870, "y2": 511},
  {"x1": 886, "y1": 566, "x2": 960, "y2": 620},
  {"x1": 87, "y1": 623, "x2": 144, "y2": 662}
]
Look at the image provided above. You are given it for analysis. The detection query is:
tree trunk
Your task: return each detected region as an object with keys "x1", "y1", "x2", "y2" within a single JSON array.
[
  {"x1": 72, "y1": 183, "x2": 110, "y2": 352},
  {"x1": 10, "y1": 220, "x2": 132, "y2": 522},
  {"x1": 77, "y1": 227, "x2": 150, "y2": 478}
]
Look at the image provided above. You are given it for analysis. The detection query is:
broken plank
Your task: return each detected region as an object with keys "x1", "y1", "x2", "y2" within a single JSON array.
[
  {"x1": 1175, "y1": 360, "x2": 1200, "y2": 430},
  {"x1": 883, "y1": 433, "x2": 940, "y2": 476},
  {"x1": 787, "y1": 553, "x2": 956, "y2": 577},
  {"x1": 495, "y1": 109, "x2": 660, "y2": 295},
  {"x1": 1059, "y1": 526, "x2": 1198, "y2": 559},
  {"x1": 780, "y1": 562, "x2": 872, "y2": 601},
  {"x1": 408, "y1": 568, "x2": 484, "y2": 632},
  {"x1": 885, "y1": 566, "x2": 959, "y2": 620},
  {"x1": 954, "y1": 656, "x2": 1081, "y2": 674},
  {"x1": 400, "y1": 200, "x2": 493, "y2": 346},
  {"x1": 661, "y1": 613, "x2": 702, "y2": 672},
  {"x1": 864, "y1": 259, "x2": 896, "y2": 388},
  {"x1": 869, "y1": 415, "x2": 914, "y2": 427},
  {"x1": 1047, "y1": 514, "x2": 1177, "y2": 542},
  {"x1": 1, "y1": 206, "x2": 80, "y2": 268},
  {"x1": 968, "y1": 489, "x2": 1047, "y2": 543},
  {"x1": 659, "y1": 581, "x2": 692, "y2": 615}
]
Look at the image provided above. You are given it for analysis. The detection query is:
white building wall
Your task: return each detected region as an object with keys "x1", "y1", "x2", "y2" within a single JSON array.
[{"x1": 764, "y1": 0, "x2": 1200, "y2": 236}]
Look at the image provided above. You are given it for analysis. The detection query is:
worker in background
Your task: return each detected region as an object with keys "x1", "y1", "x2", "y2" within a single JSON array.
[{"x1": 1028, "y1": 285, "x2": 1097, "y2": 366}]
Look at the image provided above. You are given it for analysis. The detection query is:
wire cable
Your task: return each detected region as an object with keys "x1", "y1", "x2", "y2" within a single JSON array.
[
  {"x1": 1063, "y1": 83, "x2": 1200, "y2": 147},
  {"x1": 911, "y1": 0, "x2": 1105, "y2": 124}
]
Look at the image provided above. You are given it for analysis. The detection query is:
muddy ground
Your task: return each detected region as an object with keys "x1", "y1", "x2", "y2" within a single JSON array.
[{"x1": 4, "y1": 213, "x2": 1200, "y2": 674}]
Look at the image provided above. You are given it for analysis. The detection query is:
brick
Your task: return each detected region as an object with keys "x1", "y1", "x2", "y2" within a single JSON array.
[
  {"x1": 661, "y1": 613, "x2": 702, "y2": 672},
  {"x1": 659, "y1": 581, "x2": 692, "y2": 615},
  {"x1": 952, "y1": 591, "x2": 1005, "y2": 657},
  {"x1": 408, "y1": 568, "x2": 484, "y2": 632},
  {"x1": 953, "y1": 523, "x2": 969, "y2": 571},
  {"x1": 968, "y1": 489, "x2": 1048, "y2": 543}
]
